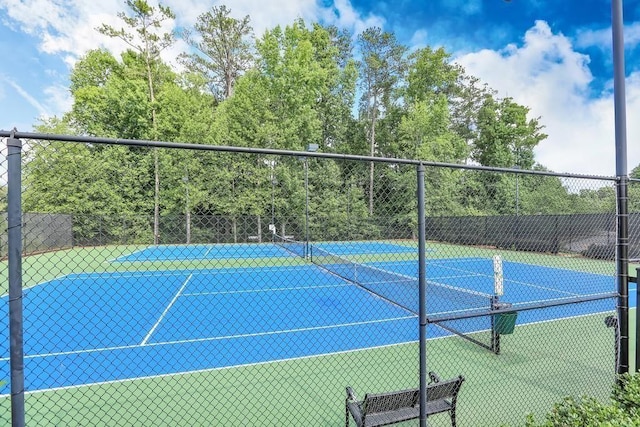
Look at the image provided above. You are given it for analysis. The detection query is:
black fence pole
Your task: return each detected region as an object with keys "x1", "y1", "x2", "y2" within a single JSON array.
[
  {"x1": 637, "y1": 267, "x2": 640, "y2": 372},
  {"x1": 612, "y1": 0, "x2": 629, "y2": 375},
  {"x1": 616, "y1": 179, "x2": 630, "y2": 376},
  {"x1": 417, "y1": 164, "x2": 427, "y2": 427},
  {"x1": 7, "y1": 135, "x2": 25, "y2": 427}
]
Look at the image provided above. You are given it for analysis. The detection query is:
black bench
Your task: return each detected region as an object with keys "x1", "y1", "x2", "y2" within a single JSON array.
[{"x1": 345, "y1": 372, "x2": 465, "y2": 427}]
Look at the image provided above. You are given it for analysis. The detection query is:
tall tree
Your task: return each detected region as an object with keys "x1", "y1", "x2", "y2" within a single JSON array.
[
  {"x1": 69, "y1": 50, "x2": 152, "y2": 139},
  {"x1": 357, "y1": 27, "x2": 407, "y2": 214},
  {"x1": 180, "y1": 5, "x2": 253, "y2": 101},
  {"x1": 629, "y1": 165, "x2": 640, "y2": 213},
  {"x1": 406, "y1": 46, "x2": 461, "y2": 105},
  {"x1": 306, "y1": 23, "x2": 358, "y2": 152},
  {"x1": 473, "y1": 97, "x2": 546, "y2": 168},
  {"x1": 469, "y1": 96, "x2": 547, "y2": 213},
  {"x1": 98, "y1": 0, "x2": 176, "y2": 244}
]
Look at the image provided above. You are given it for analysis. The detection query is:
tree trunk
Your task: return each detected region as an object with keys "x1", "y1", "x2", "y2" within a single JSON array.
[
  {"x1": 369, "y1": 99, "x2": 377, "y2": 216},
  {"x1": 146, "y1": 49, "x2": 161, "y2": 245},
  {"x1": 154, "y1": 150, "x2": 160, "y2": 244}
]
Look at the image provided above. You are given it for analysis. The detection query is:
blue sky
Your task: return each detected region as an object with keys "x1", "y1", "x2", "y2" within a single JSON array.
[{"x1": 1, "y1": 0, "x2": 639, "y2": 176}]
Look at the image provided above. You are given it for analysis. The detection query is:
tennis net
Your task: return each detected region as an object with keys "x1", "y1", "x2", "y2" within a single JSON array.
[
  {"x1": 310, "y1": 245, "x2": 501, "y2": 353},
  {"x1": 273, "y1": 233, "x2": 307, "y2": 258}
]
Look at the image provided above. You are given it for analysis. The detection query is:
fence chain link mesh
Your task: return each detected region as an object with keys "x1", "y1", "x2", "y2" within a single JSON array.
[{"x1": 0, "y1": 136, "x2": 625, "y2": 426}]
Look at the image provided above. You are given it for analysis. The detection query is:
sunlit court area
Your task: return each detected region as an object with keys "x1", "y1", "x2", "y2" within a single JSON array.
[
  {"x1": 1, "y1": 132, "x2": 638, "y2": 426},
  {"x1": 3, "y1": 1, "x2": 640, "y2": 425}
]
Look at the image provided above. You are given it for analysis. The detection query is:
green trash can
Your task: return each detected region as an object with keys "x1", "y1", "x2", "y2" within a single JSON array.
[{"x1": 494, "y1": 311, "x2": 518, "y2": 335}]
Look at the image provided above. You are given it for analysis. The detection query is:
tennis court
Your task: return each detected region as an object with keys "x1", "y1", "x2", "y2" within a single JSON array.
[
  {"x1": 2, "y1": 133, "x2": 633, "y2": 426},
  {"x1": 0, "y1": 247, "x2": 626, "y2": 395},
  {"x1": 113, "y1": 240, "x2": 416, "y2": 262}
]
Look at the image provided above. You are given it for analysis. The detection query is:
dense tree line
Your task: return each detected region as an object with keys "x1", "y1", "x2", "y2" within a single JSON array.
[{"x1": 19, "y1": 1, "x2": 623, "y2": 244}]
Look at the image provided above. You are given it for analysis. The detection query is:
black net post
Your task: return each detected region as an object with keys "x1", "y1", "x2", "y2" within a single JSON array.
[
  {"x1": 491, "y1": 296, "x2": 501, "y2": 355},
  {"x1": 7, "y1": 134, "x2": 25, "y2": 427}
]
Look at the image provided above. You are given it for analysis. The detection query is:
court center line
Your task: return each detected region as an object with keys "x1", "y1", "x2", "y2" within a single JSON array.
[
  {"x1": 18, "y1": 307, "x2": 620, "y2": 397},
  {"x1": 503, "y1": 277, "x2": 608, "y2": 297},
  {"x1": 203, "y1": 246, "x2": 214, "y2": 258},
  {"x1": 7, "y1": 315, "x2": 417, "y2": 362},
  {"x1": 110, "y1": 247, "x2": 150, "y2": 262},
  {"x1": 10, "y1": 307, "x2": 622, "y2": 397},
  {"x1": 58, "y1": 264, "x2": 340, "y2": 282},
  {"x1": 20, "y1": 339, "x2": 422, "y2": 397},
  {"x1": 140, "y1": 273, "x2": 193, "y2": 346}
]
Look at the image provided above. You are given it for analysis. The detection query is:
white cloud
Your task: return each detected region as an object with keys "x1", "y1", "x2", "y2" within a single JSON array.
[
  {"x1": 0, "y1": 0, "x2": 68, "y2": 36},
  {"x1": 42, "y1": 84, "x2": 72, "y2": 117},
  {"x1": 166, "y1": 0, "x2": 324, "y2": 38},
  {"x1": 0, "y1": 0, "x2": 384, "y2": 67},
  {"x1": 576, "y1": 21, "x2": 640, "y2": 51},
  {"x1": 1, "y1": 75, "x2": 48, "y2": 116},
  {"x1": 0, "y1": 74, "x2": 72, "y2": 126},
  {"x1": 438, "y1": 0, "x2": 483, "y2": 16},
  {"x1": 324, "y1": 0, "x2": 385, "y2": 35},
  {"x1": 409, "y1": 29, "x2": 428, "y2": 50},
  {"x1": 455, "y1": 20, "x2": 640, "y2": 176},
  {"x1": 0, "y1": 0, "x2": 386, "y2": 125}
]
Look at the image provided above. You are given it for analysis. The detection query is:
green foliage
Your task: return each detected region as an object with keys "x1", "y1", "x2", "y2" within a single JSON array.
[
  {"x1": 179, "y1": 5, "x2": 253, "y2": 100},
  {"x1": 612, "y1": 373, "x2": 640, "y2": 417},
  {"x1": 19, "y1": 4, "x2": 625, "y2": 241},
  {"x1": 525, "y1": 396, "x2": 637, "y2": 427},
  {"x1": 525, "y1": 373, "x2": 640, "y2": 426},
  {"x1": 474, "y1": 97, "x2": 546, "y2": 168}
]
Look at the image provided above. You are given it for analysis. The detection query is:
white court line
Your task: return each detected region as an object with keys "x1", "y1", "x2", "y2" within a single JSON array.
[
  {"x1": 16, "y1": 338, "x2": 421, "y2": 397},
  {"x1": 428, "y1": 257, "x2": 487, "y2": 264},
  {"x1": 109, "y1": 247, "x2": 151, "y2": 262},
  {"x1": 182, "y1": 283, "x2": 350, "y2": 297},
  {"x1": 428, "y1": 262, "x2": 493, "y2": 278},
  {"x1": 71, "y1": 270, "x2": 188, "y2": 280},
  {"x1": 140, "y1": 274, "x2": 193, "y2": 345},
  {"x1": 53, "y1": 264, "x2": 321, "y2": 282},
  {"x1": 503, "y1": 277, "x2": 610, "y2": 297},
  {"x1": 2, "y1": 315, "x2": 416, "y2": 362},
  {"x1": 203, "y1": 246, "x2": 214, "y2": 258},
  {"x1": 424, "y1": 261, "x2": 611, "y2": 298},
  {"x1": 21, "y1": 264, "x2": 337, "y2": 287},
  {"x1": 12, "y1": 308, "x2": 621, "y2": 397}
]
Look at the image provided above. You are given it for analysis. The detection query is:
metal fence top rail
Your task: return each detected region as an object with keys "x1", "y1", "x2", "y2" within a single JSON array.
[{"x1": 0, "y1": 130, "x2": 616, "y2": 181}]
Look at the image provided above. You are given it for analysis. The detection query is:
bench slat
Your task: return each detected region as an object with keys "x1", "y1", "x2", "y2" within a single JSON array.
[
  {"x1": 346, "y1": 374, "x2": 464, "y2": 427},
  {"x1": 363, "y1": 389, "x2": 418, "y2": 414},
  {"x1": 364, "y1": 406, "x2": 419, "y2": 426}
]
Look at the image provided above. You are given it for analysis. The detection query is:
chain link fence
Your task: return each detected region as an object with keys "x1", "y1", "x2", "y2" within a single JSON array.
[{"x1": 0, "y1": 134, "x2": 626, "y2": 426}]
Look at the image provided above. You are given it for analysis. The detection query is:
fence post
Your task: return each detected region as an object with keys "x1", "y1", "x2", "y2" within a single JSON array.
[
  {"x1": 7, "y1": 134, "x2": 25, "y2": 427},
  {"x1": 417, "y1": 163, "x2": 427, "y2": 427},
  {"x1": 616, "y1": 177, "x2": 630, "y2": 375},
  {"x1": 612, "y1": 0, "x2": 629, "y2": 376},
  {"x1": 636, "y1": 267, "x2": 640, "y2": 373}
]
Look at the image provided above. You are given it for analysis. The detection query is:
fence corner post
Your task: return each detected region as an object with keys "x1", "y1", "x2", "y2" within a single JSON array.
[
  {"x1": 417, "y1": 163, "x2": 427, "y2": 427},
  {"x1": 7, "y1": 134, "x2": 25, "y2": 427}
]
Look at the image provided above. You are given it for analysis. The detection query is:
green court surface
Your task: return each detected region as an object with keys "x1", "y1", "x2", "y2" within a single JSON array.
[
  {"x1": 0, "y1": 242, "x2": 635, "y2": 426},
  {"x1": 0, "y1": 240, "x2": 626, "y2": 294},
  {"x1": 0, "y1": 312, "x2": 620, "y2": 426}
]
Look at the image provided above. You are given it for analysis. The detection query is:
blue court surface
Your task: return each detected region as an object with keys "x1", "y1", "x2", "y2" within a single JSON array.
[
  {"x1": 114, "y1": 241, "x2": 416, "y2": 262},
  {"x1": 0, "y1": 258, "x2": 631, "y2": 395}
]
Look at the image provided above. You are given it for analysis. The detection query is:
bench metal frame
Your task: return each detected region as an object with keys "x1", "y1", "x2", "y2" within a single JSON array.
[{"x1": 345, "y1": 372, "x2": 465, "y2": 427}]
